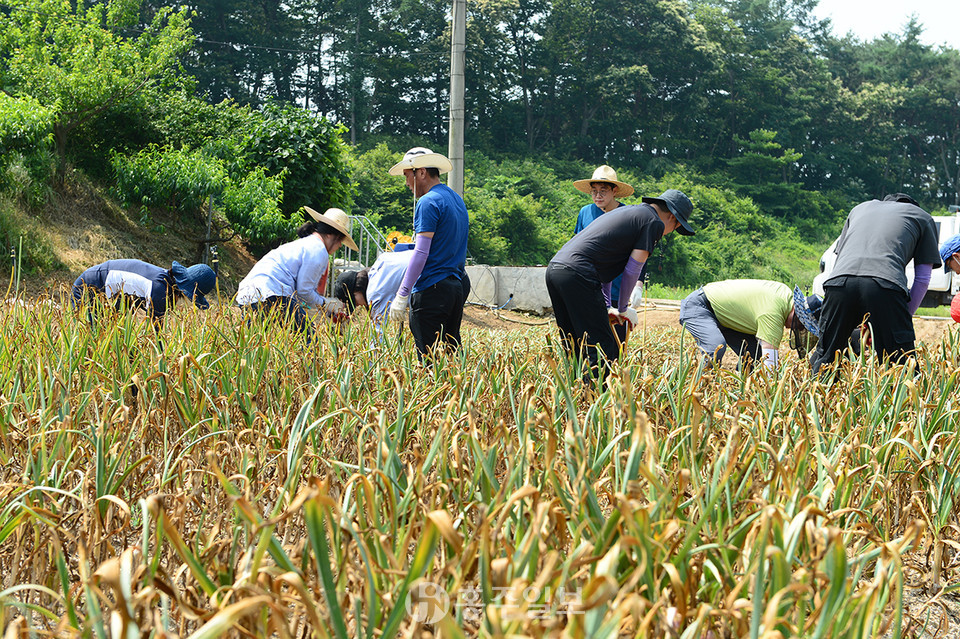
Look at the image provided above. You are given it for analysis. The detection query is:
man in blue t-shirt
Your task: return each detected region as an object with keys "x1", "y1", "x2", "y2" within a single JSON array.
[{"x1": 387, "y1": 147, "x2": 470, "y2": 356}]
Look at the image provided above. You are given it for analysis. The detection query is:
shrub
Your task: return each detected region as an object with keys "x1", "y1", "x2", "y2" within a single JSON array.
[
  {"x1": 220, "y1": 167, "x2": 295, "y2": 246},
  {"x1": 0, "y1": 95, "x2": 55, "y2": 204},
  {"x1": 237, "y1": 102, "x2": 354, "y2": 216},
  {"x1": 110, "y1": 146, "x2": 226, "y2": 211},
  {"x1": 111, "y1": 145, "x2": 295, "y2": 246},
  {"x1": 0, "y1": 197, "x2": 60, "y2": 274},
  {"x1": 350, "y1": 143, "x2": 414, "y2": 232}
]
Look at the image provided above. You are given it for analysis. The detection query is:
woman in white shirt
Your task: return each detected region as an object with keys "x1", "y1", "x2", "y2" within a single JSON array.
[{"x1": 236, "y1": 206, "x2": 357, "y2": 335}]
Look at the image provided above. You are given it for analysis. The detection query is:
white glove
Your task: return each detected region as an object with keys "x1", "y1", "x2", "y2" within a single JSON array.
[
  {"x1": 322, "y1": 298, "x2": 346, "y2": 317},
  {"x1": 389, "y1": 294, "x2": 410, "y2": 323},
  {"x1": 761, "y1": 346, "x2": 779, "y2": 370},
  {"x1": 620, "y1": 307, "x2": 638, "y2": 329},
  {"x1": 629, "y1": 284, "x2": 644, "y2": 309}
]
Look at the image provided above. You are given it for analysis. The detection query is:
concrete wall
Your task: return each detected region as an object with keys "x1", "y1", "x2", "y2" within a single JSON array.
[{"x1": 466, "y1": 265, "x2": 551, "y2": 314}]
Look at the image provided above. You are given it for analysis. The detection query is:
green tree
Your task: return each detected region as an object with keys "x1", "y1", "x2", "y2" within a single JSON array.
[
  {"x1": 236, "y1": 102, "x2": 354, "y2": 216},
  {"x1": 0, "y1": 0, "x2": 194, "y2": 176}
]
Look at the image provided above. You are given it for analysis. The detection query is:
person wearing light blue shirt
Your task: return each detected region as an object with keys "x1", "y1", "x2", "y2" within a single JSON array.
[{"x1": 335, "y1": 246, "x2": 414, "y2": 325}]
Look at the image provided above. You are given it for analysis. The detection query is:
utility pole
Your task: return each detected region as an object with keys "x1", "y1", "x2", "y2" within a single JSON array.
[{"x1": 447, "y1": 0, "x2": 466, "y2": 195}]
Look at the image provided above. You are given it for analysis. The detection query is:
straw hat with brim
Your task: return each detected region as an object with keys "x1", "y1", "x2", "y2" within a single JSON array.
[
  {"x1": 642, "y1": 189, "x2": 695, "y2": 236},
  {"x1": 304, "y1": 206, "x2": 359, "y2": 252},
  {"x1": 941, "y1": 233, "x2": 960, "y2": 272},
  {"x1": 171, "y1": 261, "x2": 216, "y2": 309},
  {"x1": 572, "y1": 165, "x2": 634, "y2": 198},
  {"x1": 388, "y1": 147, "x2": 453, "y2": 176},
  {"x1": 792, "y1": 286, "x2": 822, "y2": 337}
]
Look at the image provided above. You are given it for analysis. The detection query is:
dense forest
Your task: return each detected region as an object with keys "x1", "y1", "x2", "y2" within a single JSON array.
[{"x1": 1, "y1": 0, "x2": 959, "y2": 287}]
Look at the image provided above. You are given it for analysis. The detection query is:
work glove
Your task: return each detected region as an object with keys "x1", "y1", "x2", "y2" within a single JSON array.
[
  {"x1": 629, "y1": 284, "x2": 644, "y2": 310},
  {"x1": 389, "y1": 293, "x2": 410, "y2": 323},
  {"x1": 620, "y1": 307, "x2": 638, "y2": 329},
  {"x1": 322, "y1": 298, "x2": 346, "y2": 318}
]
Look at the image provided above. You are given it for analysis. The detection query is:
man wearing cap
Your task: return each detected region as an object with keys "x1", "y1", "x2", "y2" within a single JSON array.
[
  {"x1": 236, "y1": 206, "x2": 356, "y2": 335},
  {"x1": 939, "y1": 233, "x2": 960, "y2": 323},
  {"x1": 387, "y1": 147, "x2": 470, "y2": 356},
  {"x1": 679, "y1": 279, "x2": 822, "y2": 370},
  {"x1": 71, "y1": 259, "x2": 217, "y2": 329},
  {"x1": 810, "y1": 194, "x2": 941, "y2": 373},
  {"x1": 573, "y1": 165, "x2": 646, "y2": 340},
  {"x1": 545, "y1": 188, "x2": 695, "y2": 381},
  {"x1": 335, "y1": 244, "x2": 414, "y2": 324}
]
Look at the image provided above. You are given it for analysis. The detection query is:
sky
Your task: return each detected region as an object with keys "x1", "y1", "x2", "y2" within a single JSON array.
[{"x1": 811, "y1": 0, "x2": 960, "y2": 51}]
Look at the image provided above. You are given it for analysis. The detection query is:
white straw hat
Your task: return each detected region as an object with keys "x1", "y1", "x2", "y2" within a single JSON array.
[
  {"x1": 388, "y1": 147, "x2": 453, "y2": 176},
  {"x1": 303, "y1": 206, "x2": 359, "y2": 252},
  {"x1": 572, "y1": 165, "x2": 635, "y2": 198}
]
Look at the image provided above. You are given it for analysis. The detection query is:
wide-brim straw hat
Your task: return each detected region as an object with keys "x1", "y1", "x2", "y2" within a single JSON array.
[
  {"x1": 388, "y1": 147, "x2": 453, "y2": 176},
  {"x1": 572, "y1": 165, "x2": 635, "y2": 198},
  {"x1": 304, "y1": 206, "x2": 359, "y2": 252}
]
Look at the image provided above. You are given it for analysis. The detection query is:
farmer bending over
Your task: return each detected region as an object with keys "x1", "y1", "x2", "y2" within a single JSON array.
[
  {"x1": 810, "y1": 194, "x2": 940, "y2": 373},
  {"x1": 72, "y1": 259, "x2": 216, "y2": 331},
  {"x1": 679, "y1": 279, "x2": 822, "y2": 371},
  {"x1": 545, "y1": 189, "x2": 695, "y2": 382}
]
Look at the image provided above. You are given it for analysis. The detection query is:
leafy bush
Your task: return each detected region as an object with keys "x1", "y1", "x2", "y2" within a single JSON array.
[
  {"x1": 350, "y1": 143, "x2": 414, "y2": 232},
  {"x1": 0, "y1": 94, "x2": 54, "y2": 153},
  {"x1": 638, "y1": 170, "x2": 828, "y2": 287},
  {"x1": 220, "y1": 167, "x2": 296, "y2": 245},
  {"x1": 237, "y1": 102, "x2": 354, "y2": 216},
  {"x1": 465, "y1": 185, "x2": 561, "y2": 265},
  {"x1": 110, "y1": 146, "x2": 226, "y2": 211},
  {"x1": 111, "y1": 145, "x2": 295, "y2": 246},
  {"x1": 0, "y1": 198, "x2": 60, "y2": 274},
  {"x1": 0, "y1": 95, "x2": 55, "y2": 204}
]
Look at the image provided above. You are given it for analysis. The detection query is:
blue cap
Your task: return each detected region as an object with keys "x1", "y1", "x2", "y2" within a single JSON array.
[
  {"x1": 940, "y1": 234, "x2": 960, "y2": 272},
  {"x1": 171, "y1": 261, "x2": 217, "y2": 309}
]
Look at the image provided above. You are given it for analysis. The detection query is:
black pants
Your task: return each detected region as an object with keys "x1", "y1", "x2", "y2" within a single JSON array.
[
  {"x1": 810, "y1": 276, "x2": 914, "y2": 373},
  {"x1": 409, "y1": 275, "x2": 467, "y2": 356},
  {"x1": 545, "y1": 263, "x2": 620, "y2": 379},
  {"x1": 245, "y1": 295, "x2": 311, "y2": 336}
]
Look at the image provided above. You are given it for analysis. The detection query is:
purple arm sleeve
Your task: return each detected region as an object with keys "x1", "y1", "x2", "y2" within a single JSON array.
[
  {"x1": 908, "y1": 263, "x2": 932, "y2": 315},
  {"x1": 602, "y1": 281, "x2": 612, "y2": 307},
  {"x1": 618, "y1": 257, "x2": 645, "y2": 312},
  {"x1": 396, "y1": 235, "x2": 433, "y2": 298}
]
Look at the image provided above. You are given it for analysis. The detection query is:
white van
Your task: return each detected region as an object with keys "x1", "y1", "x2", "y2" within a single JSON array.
[{"x1": 812, "y1": 210, "x2": 960, "y2": 307}]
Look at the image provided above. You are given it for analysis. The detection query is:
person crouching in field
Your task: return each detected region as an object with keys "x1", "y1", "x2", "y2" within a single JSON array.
[
  {"x1": 939, "y1": 233, "x2": 960, "y2": 323},
  {"x1": 679, "y1": 279, "x2": 822, "y2": 371},
  {"x1": 334, "y1": 245, "x2": 414, "y2": 327},
  {"x1": 545, "y1": 189, "x2": 695, "y2": 382},
  {"x1": 235, "y1": 206, "x2": 356, "y2": 336},
  {"x1": 71, "y1": 259, "x2": 216, "y2": 331}
]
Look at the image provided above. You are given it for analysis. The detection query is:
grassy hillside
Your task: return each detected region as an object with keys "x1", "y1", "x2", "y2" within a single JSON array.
[{"x1": 0, "y1": 172, "x2": 257, "y2": 297}]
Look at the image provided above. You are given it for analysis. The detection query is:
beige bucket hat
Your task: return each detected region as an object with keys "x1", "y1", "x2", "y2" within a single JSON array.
[
  {"x1": 572, "y1": 165, "x2": 635, "y2": 198},
  {"x1": 388, "y1": 147, "x2": 453, "y2": 176},
  {"x1": 303, "y1": 206, "x2": 359, "y2": 251}
]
